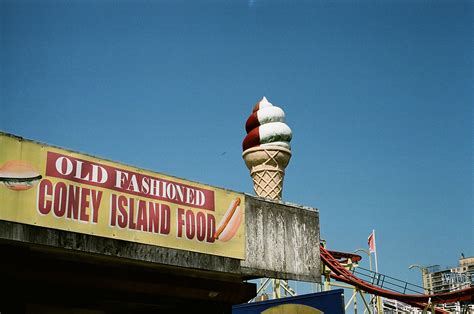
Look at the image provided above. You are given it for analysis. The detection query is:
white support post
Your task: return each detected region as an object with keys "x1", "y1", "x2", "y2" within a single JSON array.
[{"x1": 273, "y1": 279, "x2": 281, "y2": 299}]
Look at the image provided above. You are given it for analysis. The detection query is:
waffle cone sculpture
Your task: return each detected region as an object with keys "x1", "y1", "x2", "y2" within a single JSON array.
[
  {"x1": 242, "y1": 97, "x2": 292, "y2": 200},
  {"x1": 242, "y1": 146, "x2": 291, "y2": 200}
]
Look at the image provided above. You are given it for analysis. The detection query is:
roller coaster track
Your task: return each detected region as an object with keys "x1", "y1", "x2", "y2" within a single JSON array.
[{"x1": 320, "y1": 246, "x2": 474, "y2": 313}]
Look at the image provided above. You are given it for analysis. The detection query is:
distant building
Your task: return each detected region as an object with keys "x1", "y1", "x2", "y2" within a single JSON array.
[
  {"x1": 423, "y1": 255, "x2": 474, "y2": 313},
  {"x1": 383, "y1": 298, "x2": 422, "y2": 313}
]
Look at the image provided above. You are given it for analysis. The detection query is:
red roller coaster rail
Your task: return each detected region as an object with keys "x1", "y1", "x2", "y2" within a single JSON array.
[{"x1": 320, "y1": 246, "x2": 474, "y2": 313}]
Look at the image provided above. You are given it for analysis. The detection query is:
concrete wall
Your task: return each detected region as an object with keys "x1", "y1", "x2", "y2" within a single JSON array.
[
  {"x1": 0, "y1": 194, "x2": 320, "y2": 283},
  {"x1": 241, "y1": 196, "x2": 320, "y2": 282}
]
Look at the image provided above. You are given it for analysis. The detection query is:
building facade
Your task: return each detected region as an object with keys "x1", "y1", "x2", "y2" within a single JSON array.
[{"x1": 423, "y1": 255, "x2": 474, "y2": 313}]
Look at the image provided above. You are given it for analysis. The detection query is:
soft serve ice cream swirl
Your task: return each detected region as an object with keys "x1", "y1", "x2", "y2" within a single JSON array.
[{"x1": 242, "y1": 97, "x2": 292, "y2": 151}]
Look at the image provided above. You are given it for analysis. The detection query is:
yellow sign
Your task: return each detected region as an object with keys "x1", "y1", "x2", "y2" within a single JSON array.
[
  {"x1": 0, "y1": 133, "x2": 245, "y2": 259},
  {"x1": 262, "y1": 304, "x2": 323, "y2": 314}
]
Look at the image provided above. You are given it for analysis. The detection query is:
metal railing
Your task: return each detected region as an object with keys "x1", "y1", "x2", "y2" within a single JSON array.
[{"x1": 351, "y1": 266, "x2": 432, "y2": 295}]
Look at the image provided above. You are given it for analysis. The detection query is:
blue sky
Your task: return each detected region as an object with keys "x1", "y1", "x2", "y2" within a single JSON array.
[{"x1": 1, "y1": 0, "x2": 472, "y2": 300}]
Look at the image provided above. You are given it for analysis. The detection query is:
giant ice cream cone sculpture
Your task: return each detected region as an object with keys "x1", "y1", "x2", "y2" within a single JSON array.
[{"x1": 242, "y1": 97, "x2": 292, "y2": 200}]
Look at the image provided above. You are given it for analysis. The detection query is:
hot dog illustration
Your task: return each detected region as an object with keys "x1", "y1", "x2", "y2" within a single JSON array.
[
  {"x1": 214, "y1": 198, "x2": 242, "y2": 242},
  {"x1": 0, "y1": 160, "x2": 42, "y2": 191}
]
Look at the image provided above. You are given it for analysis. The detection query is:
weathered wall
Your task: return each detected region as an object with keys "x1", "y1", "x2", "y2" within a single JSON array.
[
  {"x1": 0, "y1": 194, "x2": 320, "y2": 282},
  {"x1": 241, "y1": 196, "x2": 320, "y2": 282}
]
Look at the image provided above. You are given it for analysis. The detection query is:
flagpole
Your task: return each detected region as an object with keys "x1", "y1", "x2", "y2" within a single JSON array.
[
  {"x1": 373, "y1": 229, "x2": 379, "y2": 273},
  {"x1": 373, "y1": 229, "x2": 382, "y2": 314}
]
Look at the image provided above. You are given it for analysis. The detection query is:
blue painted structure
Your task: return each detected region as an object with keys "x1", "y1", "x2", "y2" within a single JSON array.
[{"x1": 232, "y1": 289, "x2": 345, "y2": 314}]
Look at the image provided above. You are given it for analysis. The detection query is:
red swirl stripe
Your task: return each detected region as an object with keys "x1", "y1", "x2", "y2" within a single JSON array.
[
  {"x1": 245, "y1": 111, "x2": 260, "y2": 133},
  {"x1": 242, "y1": 128, "x2": 261, "y2": 151}
]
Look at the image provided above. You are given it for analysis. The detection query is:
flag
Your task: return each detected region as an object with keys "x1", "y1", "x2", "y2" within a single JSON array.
[{"x1": 368, "y1": 231, "x2": 376, "y2": 253}]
